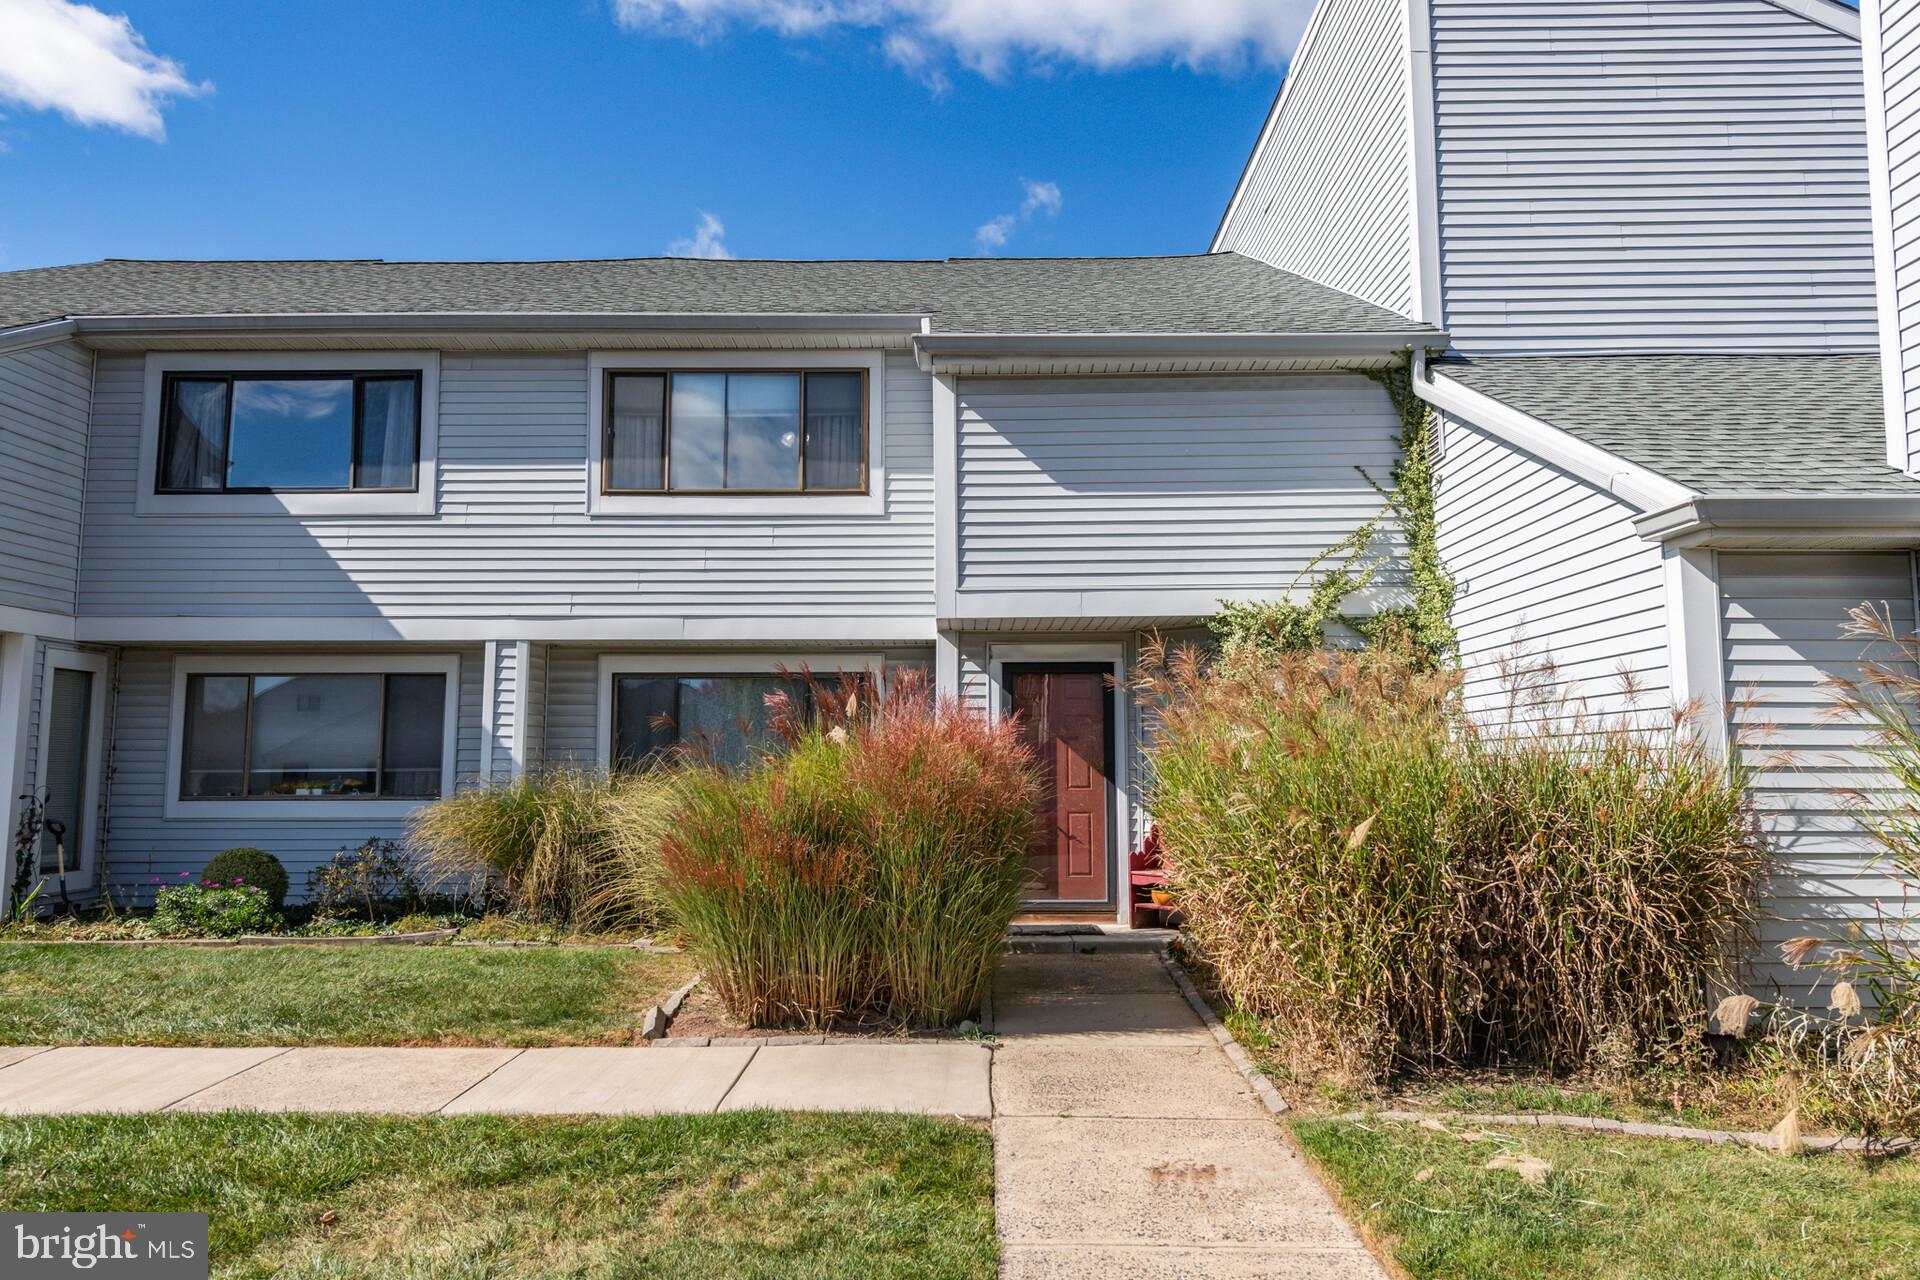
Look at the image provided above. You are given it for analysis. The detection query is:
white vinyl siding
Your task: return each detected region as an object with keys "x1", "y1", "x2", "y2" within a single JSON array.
[
  {"x1": 1436, "y1": 413, "x2": 1671, "y2": 725},
  {"x1": 483, "y1": 640, "x2": 519, "y2": 783},
  {"x1": 954, "y1": 375, "x2": 1403, "y2": 612},
  {"x1": 1213, "y1": 0, "x2": 1418, "y2": 315},
  {"x1": 1720, "y1": 551, "x2": 1919, "y2": 998},
  {"x1": 1866, "y1": 0, "x2": 1920, "y2": 469},
  {"x1": 77, "y1": 352, "x2": 933, "y2": 624},
  {"x1": 98, "y1": 646, "x2": 483, "y2": 898},
  {"x1": 1431, "y1": 0, "x2": 1876, "y2": 355},
  {"x1": 0, "y1": 339, "x2": 92, "y2": 617}
]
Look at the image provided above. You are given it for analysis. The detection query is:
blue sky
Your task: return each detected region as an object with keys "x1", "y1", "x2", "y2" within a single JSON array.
[{"x1": 0, "y1": 0, "x2": 1314, "y2": 270}]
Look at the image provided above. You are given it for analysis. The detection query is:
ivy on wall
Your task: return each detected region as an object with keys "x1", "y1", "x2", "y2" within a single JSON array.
[{"x1": 1207, "y1": 353, "x2": 1458, "y2": 668}]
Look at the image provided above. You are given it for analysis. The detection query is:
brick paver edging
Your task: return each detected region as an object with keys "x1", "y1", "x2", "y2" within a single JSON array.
[
  {"x1": 1156, "y1": 949, "x2": 1290, "y2": 1116},
  {"x1": 1335, "y1": 1110, "x2": 1916, "y2": 1155}
]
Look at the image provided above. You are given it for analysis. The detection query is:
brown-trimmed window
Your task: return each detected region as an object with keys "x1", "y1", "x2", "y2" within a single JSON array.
[
  {"x1": 603, "y1": 369, "x2": 866, "y2": 494},
  {"x1": 158, "y1": 371, "x2": 421, "y2": 493}
]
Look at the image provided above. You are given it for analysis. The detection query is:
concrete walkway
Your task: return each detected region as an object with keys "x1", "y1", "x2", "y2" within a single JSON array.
[
  {"x1": 0, "y1": 1041, "x2": 992, "y2": 1118},
  {"x1": 989, "y1": 952, "x2": 1386, "y2": 1280}
]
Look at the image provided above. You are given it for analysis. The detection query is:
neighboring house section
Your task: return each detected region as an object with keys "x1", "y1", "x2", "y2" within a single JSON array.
[
  {"x1": 1212, "y1": 0, "x2": 1426, "y2": 317},
  {"x1": 1864, "y1": 0, "x2": 1920, "y2": 471},
  {"x1": 0, "y1": 252, "x2": 1439, "y2": 925},
  {"x1": 1429, "y1": 0, "x2": 1874, "y2": 355}
]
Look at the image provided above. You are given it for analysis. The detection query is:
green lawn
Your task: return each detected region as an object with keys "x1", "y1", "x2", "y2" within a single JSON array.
[
  {"x1": 1294, "y1": 1116, "x2": 1920, "y2": 1280},
  {"x1": 0, "y1": 1111, "x2": 994, "y2": 1279},
  {"x1": 0, "y1": 944, "x2": 698, "y2": 1046}
]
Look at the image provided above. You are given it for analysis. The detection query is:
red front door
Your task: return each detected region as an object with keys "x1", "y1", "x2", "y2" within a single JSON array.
[{"x1": 1008, "y1": 667, "x2": 1111, "y2": 903}]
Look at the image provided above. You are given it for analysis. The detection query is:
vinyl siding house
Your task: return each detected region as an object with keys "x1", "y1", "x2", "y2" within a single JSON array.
[
  {"x1": 1218, "y1": 0, "x2": 1919, "y2": 994},
  {"x1": 0, "y1": 255, "x2": 1437, "y2": 926}
]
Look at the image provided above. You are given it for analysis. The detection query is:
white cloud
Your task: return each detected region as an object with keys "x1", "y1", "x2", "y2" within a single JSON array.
[
  {"x1": 0, "y1": 0, "x2": 207, "y2": 140},
  {"x1": 975, "y1": 177, "x2": 1059, "y2": 252},
  {"x1": 611, "y1": 0, "x2": 1311, "y2": 77},
  {"x1": 668, "y1": 211, "x2": 734, "y2": 259}
]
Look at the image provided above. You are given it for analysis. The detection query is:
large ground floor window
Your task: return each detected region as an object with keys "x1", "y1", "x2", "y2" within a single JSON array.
[
  {"x1": 612, "y1": 674, "x2": 812, "y2": 770},
  {"x1": 180, "y1": 669, "x2": 448, "y2": 800}
]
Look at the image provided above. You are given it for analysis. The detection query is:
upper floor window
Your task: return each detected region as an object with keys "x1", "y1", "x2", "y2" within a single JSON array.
[
  {"x1": 159, "y1": 371, "x2": 421, "y2": 494},
  {"x1": 602, "y1": 369, "x2": 866, "y2": 494}
]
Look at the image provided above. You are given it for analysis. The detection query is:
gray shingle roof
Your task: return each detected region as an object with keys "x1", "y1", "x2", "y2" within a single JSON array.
[
  {"x1": 0, "y1": 253, "x2": 1431, "y2": 337},
  {"x1": 1433, "y1": 354, "x2": 1920, "y2": 496}
]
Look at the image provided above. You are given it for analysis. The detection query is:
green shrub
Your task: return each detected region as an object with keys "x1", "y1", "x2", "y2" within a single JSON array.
[
  {"x1": 307, "y1": 838, "x2": 421, "y2": 923},
  {"x1": 150, "y1": 881, "x2": 281, "y2": 937},
  {"x1": 409, "y1": 767, "x2": 635, "y2": 928},
  {"x1": 586, "y1": 767, "x2": 692, "y2": 933},
  {"x1": 661, "y1": 670, "x2": 1039, "y2": 1029},
  {"x1": 200, "y1": 847, "x2": 288, "y2": 910},
  {"x1": 1136, "y1": 637, "x2": 1762, "y2": 1086}
]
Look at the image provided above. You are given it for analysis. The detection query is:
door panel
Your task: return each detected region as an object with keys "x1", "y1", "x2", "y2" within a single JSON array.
[
  {"x1": 39, "y1": 667, "x2": 95, "y2": 882},
  {"x1": 1008, "y1": 667, "x2": 1110, "y2": 903}
]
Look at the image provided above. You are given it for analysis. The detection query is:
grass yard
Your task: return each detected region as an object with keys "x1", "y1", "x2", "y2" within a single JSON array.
[
  {"x1": 1294, "y1": 1115, "x2": 1920, "y2": 1280},
  {"x1": 0, "y1": 1111, "x2": 994, "y2": 1279},
  {"x1": 0, "y1": 943, "x2": 698, "y2": 1046}
]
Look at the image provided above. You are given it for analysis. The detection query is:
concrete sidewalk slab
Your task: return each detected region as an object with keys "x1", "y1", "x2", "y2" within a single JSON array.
[
  {"x1": 1000, "y1": 1244, "x2": 1386, "y2": 1279},
  {"x1": 992, "y1": 991, "x2": 1210, "y2": 1044},
  {"x1": 0, "y1": 1047, "x2": 49, "y2": 1071},
  {"x1": 720, "y1": 1043, "x2": 991, "y2": 1118},
  {"x1": 992, "y1": 1041, "x2": 1261, "y2": 1119},
  {"x1": 993, "y1": 1116, "x2": 1363, "y2": 1248},
  {"x1": 171, "y1": 1047, "x2": 521, "y2": 1114},
  {"x1": 440, "y1": 1046, "x2": 755, "y2": 1115},
  {"x1": 993, "y1": 954, "x2": 1173, "y2": 998},
  {"x1": 0, "y1": 1047, "x2": 286, "y2": 1114}
]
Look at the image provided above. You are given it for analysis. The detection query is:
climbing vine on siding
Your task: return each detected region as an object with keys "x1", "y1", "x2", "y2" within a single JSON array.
[{"x1": 1207, "y1": 354, "x2": 1457, "y2": 668}]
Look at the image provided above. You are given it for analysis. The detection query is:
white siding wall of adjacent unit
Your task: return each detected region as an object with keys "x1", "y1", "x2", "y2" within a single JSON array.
[
  {"x1": 955, "y1": 375, "x2": 1404, "y2": 610},
  {"x1": 1720, "y1": 551, "x2": 1919, "y2": 998},
  {"x1": 1212, "y1": 0, "x2": 1418, "y2": 315},
  {"x1": 1431, "y1": 0, "x2": 1875, "y2": 355},
  {"x1": 0, "y1": 339, "x2": 92, "y2": 618},
  {"x1": 98, "y1": 646, "x2": 483, "y2": 899},
  {"x1": 1865, "y1": 0, "x2": 1920, "y2": 470},
  {"x1": 78, "y1": 352, "x2": 934, "y2": 624},
  {"x1": 1435, "y1": 413, "x2": 1672, "y2": 725},
  {"x1": 482, "y1": 640, "x2": 519, "y2": 783}
]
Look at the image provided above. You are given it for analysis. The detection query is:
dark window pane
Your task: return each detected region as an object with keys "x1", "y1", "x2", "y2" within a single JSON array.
[
  {"x1": 355, "y1": 377, "x2": 417, "y2": 490},
  {"x1": 182, "y1": 675, "x2": 248, "y2": 798},
  {"x1": 38, "y1": 669, "x2": 92, "y2": 874},
  {"x1": 677, "y1": 676, "x2": 787, "y2": 769},
  {"x1": 804, "y1": 372, "x2": 863, "y2": 491},
  {"x1": 607, "y1": 374, "x2": 665, "y2": 490},
  {"x1": 669, "y1": 374, "x2": 727, "y2": 490},
  {"x1": 613, "y1": 677, "x2": 678, "y2": 770},
  {"x1": 724, "y1": 374, "x2": 801, "y2": 490},
  {"x1": 227, "y1": 378, "x2": 354, "y2": 489},
  {"x1": 245, "y1": 674, "x2": 379, "y2": 796},
  {"x1": 161, "y1": 378, "x2": 229, "y2": 491},
  {"x1": 381, "y1": 673, "x2": 446, "y2": 797}
]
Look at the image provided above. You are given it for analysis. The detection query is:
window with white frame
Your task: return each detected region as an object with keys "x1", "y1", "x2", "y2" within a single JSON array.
[
  {"x1": 601, "y1": 369, "x2": 866, "y2": 494},
  {"x1": 179, "y1": 670, "x2": 447, "y2": 800},
  {"x1": 159, "y1": 370, "x2": 421, "y2": 493}
]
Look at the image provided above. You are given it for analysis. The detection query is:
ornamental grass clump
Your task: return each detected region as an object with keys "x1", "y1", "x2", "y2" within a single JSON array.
[
  {"x1": 1136, "y1": 636, "x2": 1762, "y2": 1086},
  {"x1": 660, "y1": 669, "x2": 1038, "y2": 1029}
]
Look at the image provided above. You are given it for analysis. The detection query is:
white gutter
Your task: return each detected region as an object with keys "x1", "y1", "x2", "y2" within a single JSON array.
[
  {"x1": 1411, "y1": 352, "x2": 1698, "y2": 513},
  {"x1": 913, "y1": 329, "x2": 1446, "y2": 373},
  {"x1": 1763, "y1": 0, "x2": 1861, "y2": 39},
  {"x1": 0, "y1": 318, "x2": 78, "y2": 354},
  {"x1": 65, "y1": 311, "x2": 933, "y2": 336},
  {"x1": 1634, "y1": 494, "x2": 1920, "y2": 545}
]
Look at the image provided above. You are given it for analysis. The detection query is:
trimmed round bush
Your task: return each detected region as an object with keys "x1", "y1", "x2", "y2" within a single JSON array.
[{"x1": 201, "y1": 846, "x2": 289, "y2": 909}]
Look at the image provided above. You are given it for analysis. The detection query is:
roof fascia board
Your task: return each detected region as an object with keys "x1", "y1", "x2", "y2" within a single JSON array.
[
  {"x1": 1764, "y1": 0, "x2": 1861, "y2": 38},
  {"x1": 67, "y1": 312, "x2": 932, "y2": 336},
  {"x1": 0, "y1": 318, "x2": 78, "y2": 355},
  {"x1": 1415, "y1": 355, "x2": 1698, "y2": 513},
  {"x1": 913, "y1": 330, "x2": 1445, "y2": 371},
  {"x1": 1404, "y1": 0, "x2": 1444, "y2": 327},
  {"x1": 1208, "y1": 0, "x2": 1339, "y2": 251},
  {"x1": 1634, "y1": 495, "x2": 1920, "y2": 544}
]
